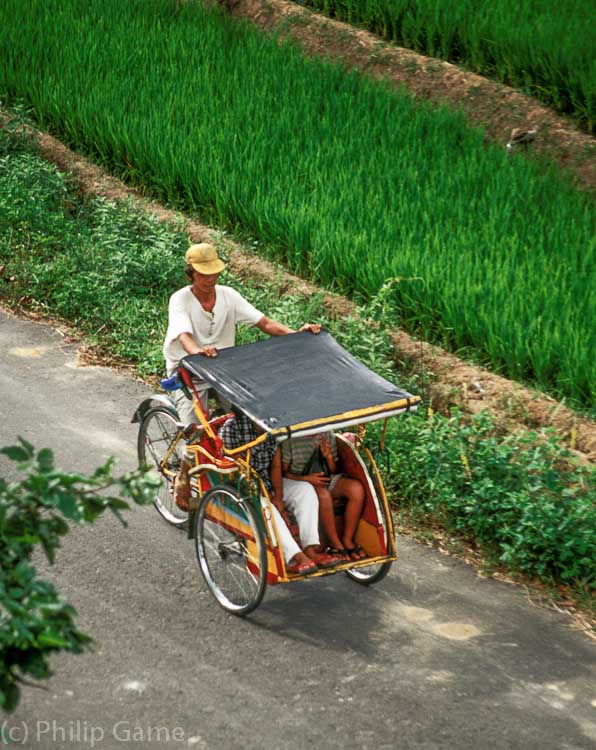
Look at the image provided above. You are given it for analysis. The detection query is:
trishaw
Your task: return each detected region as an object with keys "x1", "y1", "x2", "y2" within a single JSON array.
[{"x1": 133, "y1": 330, "x2": 420, "y2": 615}]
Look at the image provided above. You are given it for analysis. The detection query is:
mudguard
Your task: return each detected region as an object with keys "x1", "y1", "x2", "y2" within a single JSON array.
[{"x1": 131, "y1": 394, "x2": 178, "y2": 424}]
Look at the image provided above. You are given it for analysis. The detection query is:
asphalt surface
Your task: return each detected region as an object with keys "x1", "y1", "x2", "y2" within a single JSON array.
[{"x1": 1, "y1": 309, "x2": 595, "y2": 750}]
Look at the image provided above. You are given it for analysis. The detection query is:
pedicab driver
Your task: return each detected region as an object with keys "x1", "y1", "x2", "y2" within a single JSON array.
[{"x1": 163, "y1": 243, "x2": 320, "y2": 423}]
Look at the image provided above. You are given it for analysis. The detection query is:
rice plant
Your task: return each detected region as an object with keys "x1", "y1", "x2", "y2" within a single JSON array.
[
  {"x1": 306, "y1": 0, "x2": 596, "y2": 132},
  {"x1": 0, "y1": 0, "x2": 594, "y2": 410}
]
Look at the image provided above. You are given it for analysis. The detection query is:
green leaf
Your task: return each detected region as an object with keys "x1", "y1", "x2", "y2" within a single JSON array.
[
  {"x1": 18, "y1": 436, "x2": 35, "y2": 456},
  {"x1": 0, "y1": 446, "x2": 30, "y2": 462},
  {"x1": 0, "y1": 682, "x2": 20, "y2": 712},
  {"x1": 107, "y1": 498, "x2": 130, "y2": 510},
  {"x1": 55, "y1": 493, "x2": 80, "y2": 520},
  {"x1": 36, "y1": 632, "x2": 72, "y2": 649},
  {"x1": 37, "y1": 448, "x2": 54, "y2": 472}
]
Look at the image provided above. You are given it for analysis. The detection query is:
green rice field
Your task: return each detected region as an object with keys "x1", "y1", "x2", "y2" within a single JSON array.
[
  {"x1": 0, "y1": 0, "x2": 594, "y2": 411},
  {"x1": 306, "y1": 0, "x2": 596, "y2": 131}
]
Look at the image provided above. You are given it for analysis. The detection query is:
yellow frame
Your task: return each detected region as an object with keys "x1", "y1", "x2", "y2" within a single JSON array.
[{"x1": 170, "y1": 383, "x2": 400, "y2": 584}]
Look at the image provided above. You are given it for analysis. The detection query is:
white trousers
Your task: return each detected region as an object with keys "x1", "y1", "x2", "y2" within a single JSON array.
[
  {"x1": 282, "y1": 478, "x2": 320, "y2": 549},
  {"x1": 270, "y1": 504, "x2": 301, "y2": 563},
  {"x1": 267, "y1": 479, "x2": 320, "y2": 563},
  {"x1": 173, "y1": 382, "x2": 209, "y2": 424},
  {"x1": 174, "y1": 382, "x2": 232, "y2": 424}
]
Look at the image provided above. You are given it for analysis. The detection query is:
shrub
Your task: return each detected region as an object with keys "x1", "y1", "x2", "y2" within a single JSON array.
[
  {"x1": 384, "y1": 409, "x2": 596, "y2": 584},
  {"x1": 0, "y1": 439, "x2": 158, "y2": 712}
]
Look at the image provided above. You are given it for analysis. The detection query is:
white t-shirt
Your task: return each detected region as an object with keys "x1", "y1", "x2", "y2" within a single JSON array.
[{"x1": 163, "y1": 285, "x2": 263, "y2": 373}]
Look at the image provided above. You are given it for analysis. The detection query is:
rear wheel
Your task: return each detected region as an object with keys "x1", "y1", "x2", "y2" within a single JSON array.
[
  {"x1": 137, "y1": 406, "x2": 187, "y2": 527},
  {"x1": 194, "y1": 486, "x2": 267, "y2": 615},
  {"x1": 346, "y1": 450, "x2": 394, "y2": 586},
  {"x1": 345, "y1": 559, "x2": 392, "y2": 585}
]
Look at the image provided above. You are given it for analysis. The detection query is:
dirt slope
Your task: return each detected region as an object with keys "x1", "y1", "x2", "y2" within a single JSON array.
[
  {"x1": 225, "y1": 0, "x2": 596, "y2": 193},
  {"x1": 2, "y1": 110, "x2": 593, "y2": 464}
]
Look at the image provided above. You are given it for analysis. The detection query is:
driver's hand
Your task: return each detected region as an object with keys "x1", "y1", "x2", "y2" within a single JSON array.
[
  {"x1": 299, "y1": 323, "x2": 321, "y2": 334},
  {"x1": 198, "y1": 345, "x2": 218, "y2": 357}
]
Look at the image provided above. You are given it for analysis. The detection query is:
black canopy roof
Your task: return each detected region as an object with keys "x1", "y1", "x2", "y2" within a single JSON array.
[{"x1": 180, "y1": 329, "x2": 419, "y2": 439}]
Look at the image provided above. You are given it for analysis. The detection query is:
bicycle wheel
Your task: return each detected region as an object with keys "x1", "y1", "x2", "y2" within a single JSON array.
[
  {"x1": 194, "y1": 486, "x2": 267, "y2": 615},
  {"x1": 137, "y1": 406, "x2": 187, "y2": 527},
  {"x1": 345, "y1": 558, "x2": 393, "y2": 585},
  {"x1": 345, "y1": 449, "x2": 394, "y2": 586}
]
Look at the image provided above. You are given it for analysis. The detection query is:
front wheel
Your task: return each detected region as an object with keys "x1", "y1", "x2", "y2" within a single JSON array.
[
  {"x1": 194, "y1": 486, "x2": 267, "y2": 616},
  {"x1": 137, "y1": 406, "x2": 187, "y2": 527}
]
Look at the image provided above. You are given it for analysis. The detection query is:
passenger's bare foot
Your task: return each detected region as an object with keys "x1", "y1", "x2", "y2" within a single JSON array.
[
  {"x1": 325, "y1": 546, "x2": 351, "y2": 561},
  {"x1": 173, "y1": 459, "x2": 191, "y2": 511},
  {"x1": 343, "y1": 541, "x2": 367, "y2": 560}
]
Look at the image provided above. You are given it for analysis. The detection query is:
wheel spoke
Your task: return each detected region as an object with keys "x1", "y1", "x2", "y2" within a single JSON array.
[
  {"x1": 345, "y1": 450, "x2": 393, "y2": 586},
  {"x1": 195, "y1": 487, "x2": 267, "y2": 615},
  {"x1": 137, "y1": 407, "x2": 187, "y2": 526}
]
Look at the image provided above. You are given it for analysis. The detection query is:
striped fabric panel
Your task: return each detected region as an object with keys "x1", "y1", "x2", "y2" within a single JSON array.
[{"x1": 280, "y1": 432, "x2": 338, "y2": 473}]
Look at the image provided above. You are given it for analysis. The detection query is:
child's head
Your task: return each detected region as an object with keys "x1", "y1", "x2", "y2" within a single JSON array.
[
  {"x1": 231, "y1": 404, "x2": 266, "y2": 436},
  {"x1": 231, "y1": 404, "x2": 245, "y2": 420}
]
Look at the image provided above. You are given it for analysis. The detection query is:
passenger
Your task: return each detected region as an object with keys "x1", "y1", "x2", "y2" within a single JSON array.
[
  {"x1": 163, "y1": 243, "x2": 320, "y2": 424},
  {"x1": 219, "y1": 409, "x2": 338, "y2": 573},
  {"x1": 281, "y1": 432, "x2": 367, "y2": 561}
]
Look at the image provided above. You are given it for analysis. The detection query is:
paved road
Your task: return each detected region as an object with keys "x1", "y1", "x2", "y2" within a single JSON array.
[{"x1": 1, "y1": 309, "x2": 595, "y2": 750}]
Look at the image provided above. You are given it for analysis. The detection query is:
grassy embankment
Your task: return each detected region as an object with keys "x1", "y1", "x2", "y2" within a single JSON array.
[
  {"x1": 1, "y1": 121, "x2": 594, "y2": 599},
  {"x1": 0, "y1": 0, "x2": 594, "y2": 412},
  {"x1": 305, "y1": 0, "x2": 596, "y2": 132}
]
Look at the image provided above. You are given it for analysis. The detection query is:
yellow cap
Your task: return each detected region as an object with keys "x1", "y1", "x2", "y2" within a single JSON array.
[{"x1": 185, "y1": 243, "x2": 226, "y2": 275}]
